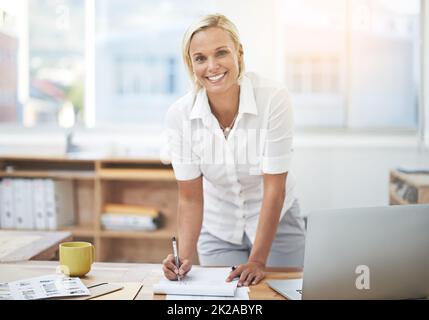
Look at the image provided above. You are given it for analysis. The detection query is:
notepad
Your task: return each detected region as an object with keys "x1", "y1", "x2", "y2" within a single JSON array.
[
  {"x1": 153, "y1": 267, "x2": 238, "y2": 297},
  {"x1": 167, "y1": 287, "x2": 249, "y2": 300}
]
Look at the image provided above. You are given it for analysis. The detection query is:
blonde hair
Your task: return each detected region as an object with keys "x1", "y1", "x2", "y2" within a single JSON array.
[{"x1": 182, "y1": 14, "x2": 245, "y2": 91}]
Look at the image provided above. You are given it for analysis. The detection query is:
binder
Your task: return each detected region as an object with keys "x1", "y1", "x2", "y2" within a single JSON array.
[
  {"x1": 1, "y1": 178, "x2": 16, "y2": 229},
  {"x1": 45, "y1": 179, "x2": 75, "y2": 230},
  {"x1": 13, "y1": 179, "x2": 24, "y2": 229},
  {"x1": 33, "y1": 179, "x2": 47, "y2": 230},
  {"x1": 101, "y1": 213, "x2": 158, "y2": 231},
  {"x1": 15, "y1": 179, "x2": 34, "y2": 229}
]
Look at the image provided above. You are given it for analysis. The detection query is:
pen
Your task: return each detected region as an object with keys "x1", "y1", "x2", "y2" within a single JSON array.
[{"x1": 172, "y1": 236, "x2": 181, "y2": 281}]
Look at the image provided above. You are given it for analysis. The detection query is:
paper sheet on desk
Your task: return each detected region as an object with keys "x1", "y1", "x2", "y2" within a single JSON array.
[
  {"x1": 0, "y1": 274, "x2": 90, "y2": 300},
  {"x1": 167, "y1": 287, "x2": 249, "y2": 300},
  {"x1": 153, "y1": 267, "x2": 238, "y2": 297}
]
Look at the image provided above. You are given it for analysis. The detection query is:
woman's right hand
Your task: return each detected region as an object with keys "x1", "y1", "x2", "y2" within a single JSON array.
[{"x1": 162, "y1": 254, "x2": 192, "y2": 281}]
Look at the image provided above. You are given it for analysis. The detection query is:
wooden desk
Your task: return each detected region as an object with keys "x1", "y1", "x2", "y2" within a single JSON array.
[
  {"x1": 0, "y1": 261, "x2": 302, "y2": 300},
  {"x1": 0, "y1": 230, "x2": 72, "y2": 262}
]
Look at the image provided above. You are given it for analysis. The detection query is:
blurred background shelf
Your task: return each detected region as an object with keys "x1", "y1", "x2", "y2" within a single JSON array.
[
  {"x1": 389, "y1": 169, "x2": 429, "y2": 205},
  {"x1": 0, "y1": 170, "x2": 96, "y2": 180},
  {"x1": 100, "y1": 228, "x2": 173, "y2": 240},
  {"x1": 60, "y1": 225, "x2": 97, "y2": 238},
  {"x1": 0, "y1": 156, "x2": 178, "y2": 263},
  {"x1": 98, "y1": 168, "x2": 175, "y2": 181}
]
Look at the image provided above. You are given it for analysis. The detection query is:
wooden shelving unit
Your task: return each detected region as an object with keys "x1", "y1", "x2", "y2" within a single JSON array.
[
  {"x1": 0, "y1": 155, "x2": 178, "y2": 263},
  {"x1": 99, "y1": 229, "x2": 173, "y2": 240},
  {"x1": 389, "y1": 170, "x2": 429, "y2": 205},
  {"x1": 98, "y1": 168, "x2": 175, "y2": 181},
  {"x1": 389, "y1": 185, "x2": 409, "y2": 205},
  {"x1": 61, "y1": 225, "x2": 97, "y2": 238},
  {"x1": 0, "y1": 170, "x2": 96, "y2": 180}
]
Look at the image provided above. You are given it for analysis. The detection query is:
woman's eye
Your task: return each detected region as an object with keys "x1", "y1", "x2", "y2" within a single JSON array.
[
  {"x1": 217, "y1": 50, "x2": 228, "y2": 56},
  {"x1": 195, "y1": 56, "x2": 206, "y2": 63}
]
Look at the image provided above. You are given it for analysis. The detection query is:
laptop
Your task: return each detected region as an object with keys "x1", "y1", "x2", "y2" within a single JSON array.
[{"x1": 267, "y1": 204, "x2": 429, "y2": 300}]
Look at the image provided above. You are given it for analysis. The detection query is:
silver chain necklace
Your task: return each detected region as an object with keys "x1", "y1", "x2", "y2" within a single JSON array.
[{"x1": 219, "y1": 111, "x2": 239, "y2": 139}]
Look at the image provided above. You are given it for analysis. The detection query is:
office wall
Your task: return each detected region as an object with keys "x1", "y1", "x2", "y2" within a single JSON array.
[{"x1": 292, "y1": 143, "x2": 429, "y2": 215}]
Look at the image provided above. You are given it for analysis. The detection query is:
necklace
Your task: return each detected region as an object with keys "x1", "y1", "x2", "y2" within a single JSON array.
[{"x1": 219, "y1": 111, "x2": 239, "y2": 139}]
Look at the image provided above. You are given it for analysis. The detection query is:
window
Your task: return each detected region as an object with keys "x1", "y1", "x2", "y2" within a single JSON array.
[
  {"x1": 347, "y1": 0, "x2": 420, "y2": 129},
  {"x1": 281, "y1": 0, "x2": 421, "y2": 129},
  {"x1": 0, "y1": 5, "x2": 18, "y2": 124},
  {"x1": 0, "y1": 0, "x2": 424, "y2": 132},
  {"x1": 93, "y1": 0, "x2": 214, "y2": 126},
  {"x1": 28, "y1": 0, "x2": 85, "y2": 128}
]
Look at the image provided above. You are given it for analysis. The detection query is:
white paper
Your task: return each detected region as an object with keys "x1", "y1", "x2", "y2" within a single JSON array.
[
  {"x1": 153, "y1": 267, "x2": 238, "y2": 297},
  {"x1": 0, "y1": 274, "x2": 90, "y2": 300},
  {"x1": 167, "y1": 287, "x2": 250, "y2": 300}
]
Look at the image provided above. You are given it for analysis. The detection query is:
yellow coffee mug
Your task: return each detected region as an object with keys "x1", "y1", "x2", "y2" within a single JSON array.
[{"x1": 59, "y1": 242, "x2": 95, "y2": 277}]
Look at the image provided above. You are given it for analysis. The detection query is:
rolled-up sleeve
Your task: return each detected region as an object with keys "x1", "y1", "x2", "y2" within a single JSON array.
[
  {"x1": 166, "y1": 105, "x2": 201, "y2": 181},
  {"x1": 262, "y1": 88, "x2": 294, "y2": 174}
]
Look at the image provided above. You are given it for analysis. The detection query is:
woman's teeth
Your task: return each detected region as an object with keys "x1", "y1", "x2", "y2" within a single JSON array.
[{"x1": 207, "y1": 73, "x2": 226, "y2": 82}]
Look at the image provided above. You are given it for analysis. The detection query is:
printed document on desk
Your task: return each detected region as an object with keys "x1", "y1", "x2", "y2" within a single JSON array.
[
  {"x1": 153, "y1": 267, "x2": 238, "y2": 297},
  {"x1": 0, "y1": 274, "x2": 90, "y2": 300}
]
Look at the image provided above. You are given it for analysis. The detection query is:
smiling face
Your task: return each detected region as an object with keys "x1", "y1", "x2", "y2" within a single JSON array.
[{"x1": 189, "y1": 27, "x2": 242, "y2": 95}]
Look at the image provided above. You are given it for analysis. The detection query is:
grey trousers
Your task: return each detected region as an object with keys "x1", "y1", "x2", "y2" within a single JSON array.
[{"x1": 197, "y1": 199, "x2": 306, "y2": 268}]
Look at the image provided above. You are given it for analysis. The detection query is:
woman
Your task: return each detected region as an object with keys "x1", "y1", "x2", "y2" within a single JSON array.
[{"x1": 162, "y1": 14, "x2": 306, "y2": 287}]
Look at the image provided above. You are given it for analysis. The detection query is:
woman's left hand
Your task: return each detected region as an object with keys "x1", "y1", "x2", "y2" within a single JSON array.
[{"x1": 225, "y1": 261, "x2": 265, "y2": 286}]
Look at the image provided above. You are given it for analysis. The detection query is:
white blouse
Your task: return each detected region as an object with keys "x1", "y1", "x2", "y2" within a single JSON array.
[{"x1": 166, "y1": 72, "x2": 297, "y2": 245}]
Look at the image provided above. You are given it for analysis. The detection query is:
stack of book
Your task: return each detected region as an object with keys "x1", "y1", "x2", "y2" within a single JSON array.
[
  {"x1": 0, "y1": 178, "x2": 75, "y2": 230},
  {"x1": 101, "y1": 203, "x2": 162, "y2": 231},
  {"x1": 392, "y1": 179, "x2": 418, "y2": 203}
]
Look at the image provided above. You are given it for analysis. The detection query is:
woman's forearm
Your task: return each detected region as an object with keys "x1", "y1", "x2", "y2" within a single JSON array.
[
  {"x1": 177, "y1": 198, "x2": 203, "y2": 261},
  {"x1": 249, "y1": 189, "x2": 285, "y2": 265}
]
